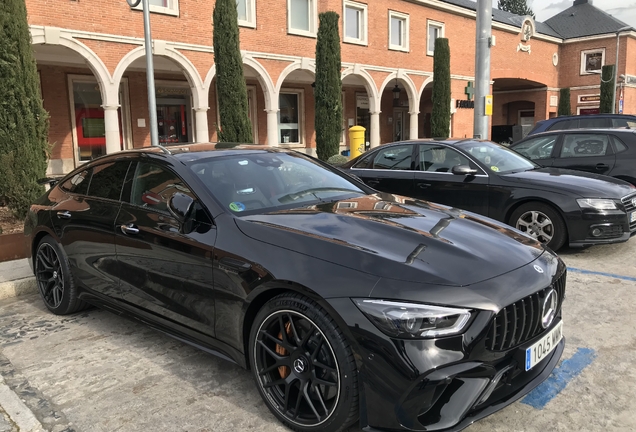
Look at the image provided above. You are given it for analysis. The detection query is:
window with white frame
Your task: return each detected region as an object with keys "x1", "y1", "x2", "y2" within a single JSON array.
[
  {"x1": 237, "y1": 0, "x2": 256, "y2": 28},
  {"x1": 581, "y1": 49, "x2": 605, "y2": 75},
  {"x1": 389, "y1": 11, "x2": 409, "y2": 52},
  {"x1": 288, "y1": 0, "x2": 317, "y2": 37},
  {"x1": 131, "y1": 0, "x2": 179, "y2": 16},
  {"x1": 427, "y1": 20, "x2": 444, "y2": 56},
  {"x1": 343, "y1": 1, "x2": 368, "y2": 45},
  {"x1": 279, "y1": 91, "x2": 303, "y2": 144}
]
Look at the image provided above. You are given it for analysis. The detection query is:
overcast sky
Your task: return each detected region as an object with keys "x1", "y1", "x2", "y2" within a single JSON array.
[{"x1": 492, "y1": 0, "x2": 636, "y2": 27}]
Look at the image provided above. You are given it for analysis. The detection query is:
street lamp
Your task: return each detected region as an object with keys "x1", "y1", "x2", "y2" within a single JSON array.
[
  {"x1": 126, "y1": 0, "x2": 159, "y2": 147},
  {"x1": 612, "y1": 25, "x2": 632, "y2": 114}
]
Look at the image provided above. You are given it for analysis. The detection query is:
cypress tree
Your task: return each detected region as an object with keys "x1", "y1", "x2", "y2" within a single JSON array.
[
  {"x1": 599, "y1": 65, "x2": 615, "y2": 114},
  {"x1": 212, "y1": 0, "x2": 253, "y2": 143},
  {"x1": 315, "y1": 12, "x2": 342, "y2": 161},
  {"x1": 0, "y1": 0, "x2": 49, "y2": 219},
  {"x1": 497, "y1": 0, "x2": 534, "y2": 17},
  {"x1": 558, "y1": 88, "x2": 571, "y2": 116},
  {"x1": 431, "y1": 38, "x2": 451, "y2": 138}
]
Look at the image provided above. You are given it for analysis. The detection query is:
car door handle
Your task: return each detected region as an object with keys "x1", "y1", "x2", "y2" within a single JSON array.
[
  {"x1": 120, "y1": 224, "x2": 140, "y2": 235},
  {"x1": 219, "y1": 257, "x2": 252, "y2": 272},
  {"x1": 417, "y1": 183, "x2": 432, "y2": 189},
  {"x1": 367, "y1": 179, "x2": 380, "y2": 187},
  {"x1": 56, "y1": 211, "x2": 71, "y2": 220},
  {"x1": 595, "y1": 163, "x2": 609, "y2": 170}
]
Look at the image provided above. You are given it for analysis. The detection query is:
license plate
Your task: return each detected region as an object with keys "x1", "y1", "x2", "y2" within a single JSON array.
[
  {"x1": 525, "y1": 321, "x2": 563, "y2": 371},
  {"x1": 631, "y1": 212, "x2": 636, "y2": 223}
]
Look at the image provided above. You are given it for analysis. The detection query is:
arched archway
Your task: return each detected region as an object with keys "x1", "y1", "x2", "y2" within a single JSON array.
[
  {"x1": 418, "y1": 78, "x2": 435, "y2": 138},
  {"x1": 378, "y1": 71, "x2": 419, "y2": 142},
  {"x1": 342, "y1": 67, "x2": 381, "y2": 148},
  {"x1": 492, "y1": 78, "x2": 549, "y2": 143}
]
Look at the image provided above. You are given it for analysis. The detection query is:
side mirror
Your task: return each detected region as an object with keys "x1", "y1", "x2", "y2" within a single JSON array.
[
  {"x1": 452, "y1": 165, "x2": 478, "y2": 176},
  {"x1": 168, "y1": 192, "x2": 195, "y2": 222}
]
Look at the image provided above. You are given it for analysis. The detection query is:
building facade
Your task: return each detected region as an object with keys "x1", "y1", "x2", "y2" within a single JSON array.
[{"x1": 25, "y1": 0, "x2": 636, "y2": 174}]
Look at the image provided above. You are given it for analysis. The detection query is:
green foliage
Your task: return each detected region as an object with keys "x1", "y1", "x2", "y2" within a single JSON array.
[
  {"x1": 431, "y1": 38, "x2": 451, "y2": 138},
  {"x1": 0, "y1": 0, "x2": 49, "y2": 219},
  {"x1": 327, "y1": 154, "x2": 348, "y2": 166},
  {"x1": 599, "y1": 65, "x2": 615, "y2": 114},
  {"x1": 212, "y1": 0, "x2": 253, "y2": 144},
  {"x1": 558, "y1": 88, "x2": 571, "y2": 116},
  {"x1": 497, "y1": 0, "x2": 534, "y2": 17},
  {"x1": 315, "y1": 12, "x2": 342, "y2": 162}
]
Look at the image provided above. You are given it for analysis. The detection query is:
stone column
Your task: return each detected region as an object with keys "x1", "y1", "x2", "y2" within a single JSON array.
[
  {"x1": 370, "y1": 111, "x2": 381, "y2": 148},
  {"x1": 102, "y1": 105, "x2": 121, "y2": 154},
  {"x1": 409, "y1": 111, "x2": 419, "y2": 139},
  {"x1": 266, "y1": 109, "x2": 279, "y2": 146},
  {"x1": 194, "y1": 107, "x2": 210, "y2": 143}
]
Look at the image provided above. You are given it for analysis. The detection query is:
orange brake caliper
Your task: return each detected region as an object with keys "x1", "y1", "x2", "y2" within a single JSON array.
[{"x1": 276, "y1": 322, "x2": 293, "y2": 378}]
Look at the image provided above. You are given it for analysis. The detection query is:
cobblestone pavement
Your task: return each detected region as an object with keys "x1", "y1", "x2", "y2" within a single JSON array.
[{"x1": 0, "y1": 240, "x2": 635, "y2": 431}]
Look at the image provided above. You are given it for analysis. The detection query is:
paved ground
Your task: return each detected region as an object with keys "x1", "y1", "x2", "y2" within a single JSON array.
[{"x1": 0, "y1": 240, "x2": 635, "y2": 432}]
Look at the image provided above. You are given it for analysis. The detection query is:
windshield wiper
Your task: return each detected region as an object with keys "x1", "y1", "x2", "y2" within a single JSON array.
[{"x1": 278, "y1": 187, "x2": 364, "y2": 204}]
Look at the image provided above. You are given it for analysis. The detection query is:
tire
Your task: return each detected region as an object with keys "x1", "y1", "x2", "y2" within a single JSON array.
[
  {"x1": 509, "y1": 202, "x2": 567, "y2": 251},
  {"x1": 249, "y1": 293, "x2": 358, "y2": 432},
  {"x1": 34, "y1": 235, "x2": 90, "y2": 315}
]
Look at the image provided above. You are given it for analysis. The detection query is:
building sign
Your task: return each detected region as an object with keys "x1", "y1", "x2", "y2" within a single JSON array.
[
  {"x1": 578, "y1": 95, "x2": 600, "y2": 103},
  {"x1": 156, "y1": 87, "x2": 189, "y2": 96},
  {"x1": 579, "y1": 107, "x2": 600, "y2": 116},
  {"x1": 356, "y1": 95, "x2": 369, "y2": 109},
  {"x1": 456, "y1": 81, "x2": 475, "y2": 109}
]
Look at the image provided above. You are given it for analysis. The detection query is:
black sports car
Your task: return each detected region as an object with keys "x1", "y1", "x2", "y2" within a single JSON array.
[
  {"x1": 27, "y1": 144, "x2": 566, "y2": 432},
  {"x1": 342, "y1": 139, "x2": 636, "y2": 251}
]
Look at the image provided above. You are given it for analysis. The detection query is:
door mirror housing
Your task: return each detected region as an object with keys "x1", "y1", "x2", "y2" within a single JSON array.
[
  {"x1": 452, "y1": 165, "x2": 478, "y2": 176},
  {"x1": 168, "y1": 192, "x2": 195, "y2": 222}
]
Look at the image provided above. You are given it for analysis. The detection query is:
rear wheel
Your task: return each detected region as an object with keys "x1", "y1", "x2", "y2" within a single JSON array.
[
  {"x1": 510, "y1": 202, "x2": 567, "y2": 251},
  {"x1": 35, "y1": 236, "x2": 89, "y2": 315},
  {"x1": 249, "y1": 293, "x2": 358, "y2": 432}
]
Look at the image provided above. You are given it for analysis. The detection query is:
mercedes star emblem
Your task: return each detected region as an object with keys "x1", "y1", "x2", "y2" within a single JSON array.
[{"x1": 541, "y1": 289, "x2": 558, "y2": 329}]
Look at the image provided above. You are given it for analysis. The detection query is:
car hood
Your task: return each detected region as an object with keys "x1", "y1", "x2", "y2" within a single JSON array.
[
  {"x1": 235, "y1": 194, "x2": 545, "y2": 287},
  {"x1": 501, "y1": 167, "x2": 635, "y2": 198}
]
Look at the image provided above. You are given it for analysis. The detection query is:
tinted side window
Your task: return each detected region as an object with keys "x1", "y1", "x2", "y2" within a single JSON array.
[
  {"x1": 373, "y1": 145, "x2": 413, "y2": 170},
  {"x1": 419, "y1": 145, "x2": 472, "y2": 172},
  {"x1": 547, "y1": 119, "x2": 577, "y2": 131},
  {"x1": 60, "y1": 169, "x2": 91, "y2": 195},
  {"x1": 353, "y1": 152, "x2": 375, "y2": 169},
  {"x1": 560, "y1": 134, "x2": 609, "y2": 158},
  {"x1": 580, "y1": 117, "x2": 610, "y2": 129},
  {"x1": 87, "y1": 161, "x2": 131, "y2": 201},
  {"x1": 612, "y1": 118, "x2": 636, "y2": 128},
  {"x1": 131, "y1": 162, "x2": 192, "y2": 213},
  {"x1": 513, "y1": 135, "x2": 558, "y2": 160},
  {"x1": 611, "y1": 136, "x2": 628, "y2": 153}
]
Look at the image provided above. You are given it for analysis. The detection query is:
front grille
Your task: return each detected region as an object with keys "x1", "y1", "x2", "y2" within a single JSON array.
[
  {"x1": 485, "y1": 271, "x2": 566, "y2": 351},
  {"x1": 622, "y1": 193, "x2": 636, "y2": 231}
]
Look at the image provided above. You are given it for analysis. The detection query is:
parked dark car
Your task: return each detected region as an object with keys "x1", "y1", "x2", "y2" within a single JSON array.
[
  {"x1": 27, "y1": 144, "x2": 566, "y2": 432},
  {"x1": 342, "y1": 140, "x2": 636, "y2": 251},
  {"x1": 527, "y1": 114, "x2": 636, "y2": 136},
  {"x1": 510, "y1": 128, "x2": 636, "y2": 186}
]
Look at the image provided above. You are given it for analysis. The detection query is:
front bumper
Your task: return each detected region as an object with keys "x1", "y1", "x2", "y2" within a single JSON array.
[
  {"x1": 326, "y1": 263, "x2": 567, "y2": 431},
  {"x1": 568, "y1": 209, "x2": 633, "y2": 246}
]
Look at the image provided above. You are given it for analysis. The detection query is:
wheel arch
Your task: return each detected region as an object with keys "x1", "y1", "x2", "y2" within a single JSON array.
[
  {"x1": 505, "y1": 198, "x2": 570, "y2": 240},
  {"x1": 613, "y1": 175, "x2": 636, "y2": 187},
  {"x1": 31, "y1": 228, "x2": 58, "y2": 266}
]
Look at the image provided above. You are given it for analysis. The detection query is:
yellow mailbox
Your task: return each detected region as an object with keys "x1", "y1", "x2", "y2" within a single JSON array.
[{"x1": 348, "y1": 125, "x2": 366, "y2": 159}]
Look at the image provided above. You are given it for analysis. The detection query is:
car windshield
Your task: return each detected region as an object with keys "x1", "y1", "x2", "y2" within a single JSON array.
[
  {"x1": 188, "y1": 151, "x2": 366, "y2": 215},
  {"x1": 457, "y1": 141, "x2": 539, "y2": 174}
]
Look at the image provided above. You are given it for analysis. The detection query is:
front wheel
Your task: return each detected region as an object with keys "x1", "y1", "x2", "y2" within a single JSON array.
[
  {"x1": 249, "y1": 293, "x2": 358, "y2": 432},
  {"x1": 509, "y1": 202, "x2": 567, "y2": 251}
]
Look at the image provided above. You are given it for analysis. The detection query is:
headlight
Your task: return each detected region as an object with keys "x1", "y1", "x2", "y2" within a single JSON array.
[
  {"x1": 353, "y1": 299, "x2": 471, "y2": 339},
  {"x1": 576, "y1": 198, "x2": 617, "y2": 210}
]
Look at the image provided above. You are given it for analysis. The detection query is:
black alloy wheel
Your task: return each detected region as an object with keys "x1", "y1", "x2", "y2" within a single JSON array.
[
  {"x1": 36, "y1": 242, "x2": 65, "y2": 309},
  {"x1": 250, "y1": 294, "x2": 358, "y2": 432},
  {"x1": 35, "y1": 236, "x2": 88, "y2": 315}
]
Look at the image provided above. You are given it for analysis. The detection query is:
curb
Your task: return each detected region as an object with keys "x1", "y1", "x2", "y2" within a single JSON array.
[
  {"x1": 0, "y1": 376, "x2": 44, "y2": 432},
  {"x1": 0, "y1": 278, "x2": 37, "y2": 301}
]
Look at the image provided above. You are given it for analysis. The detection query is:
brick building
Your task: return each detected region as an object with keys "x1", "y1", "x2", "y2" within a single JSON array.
[{"x1": 25, "y1": 0, "x2": 636, "y2": 174}]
